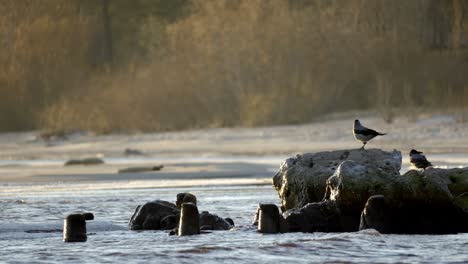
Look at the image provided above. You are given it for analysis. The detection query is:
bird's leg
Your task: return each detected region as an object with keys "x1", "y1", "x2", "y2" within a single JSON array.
[{"x1": 360, "y1": 142, "x2": 366, "y2": 150}]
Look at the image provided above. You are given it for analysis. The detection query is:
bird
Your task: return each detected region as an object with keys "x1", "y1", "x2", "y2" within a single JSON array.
[
  {"x1": 353, "y1": 120, "x2": 386, "y2": 149},
  {"x1": 409, "y1": 149, "x2": 433, "y2": 170}
]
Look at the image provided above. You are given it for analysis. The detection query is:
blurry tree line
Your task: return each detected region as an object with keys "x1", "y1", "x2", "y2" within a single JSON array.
[{"x1": 0, "y1": 0, "x2": 467, "y2": 133}]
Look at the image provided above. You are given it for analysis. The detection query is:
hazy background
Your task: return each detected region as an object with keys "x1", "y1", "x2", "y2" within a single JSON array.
[{"x1": 1, "y1": 0, "x2": 467, "y2": 134}]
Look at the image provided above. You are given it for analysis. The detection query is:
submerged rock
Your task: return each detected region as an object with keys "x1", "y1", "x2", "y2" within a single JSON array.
[
  {"x1": 199, "y1": 211, "x2": 233, "y2": 230},
  {"x1": 129, "y1": 194, "x2": 233, "y2": 232},
  {"x1": 173, "y1": 210, "x2": 233, "y2": 233},
  {"x1": 273, "y1": 149, "x2": 401, "y2": 211},
  {"x1": 64, "y1": 157, "x2": 104, "y2": 166},
  {"x1": 128, "y1": 200, "x2": 179, "y2": 230},
  {"x1": 283, "y1": 201, "x2": 341, "y2": 233}
]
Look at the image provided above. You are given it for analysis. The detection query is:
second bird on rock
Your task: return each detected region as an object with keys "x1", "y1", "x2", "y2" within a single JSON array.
[
  {"x1": 409, "y1": 149, "x2": 433, "y2": 170},
  {"x1": 353, "y1": 119, "x2": 386, "y2": 149}
]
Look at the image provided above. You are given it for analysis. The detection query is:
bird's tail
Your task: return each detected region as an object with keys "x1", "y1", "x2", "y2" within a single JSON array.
[{"x1": 378, "y1": 132, "x2": 386, "y2": 136}]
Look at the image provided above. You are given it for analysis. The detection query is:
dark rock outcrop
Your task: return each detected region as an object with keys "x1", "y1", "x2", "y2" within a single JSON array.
[
  {"x1": 359, "y1": 194, "x2": 468, "y2": 234},
  {"x1": 283, "y1": 201, "x2": 341, "y2": 233},
  {"x1": 128, "y1": 200, "x2": 179, "y2": 230},
  {"x1": 129, "y1": 194, "x2": 233, "y2": 232},
  {"x1": 199, "y1": 211, "x2": 233, "y2": 231}
]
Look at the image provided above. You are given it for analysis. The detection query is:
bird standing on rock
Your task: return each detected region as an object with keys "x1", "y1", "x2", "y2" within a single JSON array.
[
  {"x1": 409, "y1": 149, "x2": 433, "y2": 170},
  {"x1": 353, "y1": 120, "x2": 386, "y2": 149}
]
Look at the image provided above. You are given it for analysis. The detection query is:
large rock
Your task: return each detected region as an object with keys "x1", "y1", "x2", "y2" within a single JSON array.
[
  {"x1": 273, "y1": 149, "x2": 401, "y2": 211},
  {"x1": 326, "y1": 161, "x2": 468, "y2": 231},
  {"x1": 128, "y1": 200, "x2": 179, "y2": 230},
  {"x1": 129, "y1": 195, "x2": 233, "y2": 232},
  {"x1": 279, "y1": 158, "x2": 468, "y2": 234}
]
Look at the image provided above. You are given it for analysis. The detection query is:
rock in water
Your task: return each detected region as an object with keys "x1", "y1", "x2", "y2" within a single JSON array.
[
  {"x1": 128, "y1": 200, "x2": 179, "y2": 230},
  {"x1": 176, "y1": 193, "x2": 197, "y2": 209},
  {"x1": 279, "y1": 157, "x2": 468, "y2": 234},
  {"x1": 258, "y1": 204, "x2": 281, "y2": 234},
  {"x1": 283, "y1": 200, "x2": 341, "y2": 233},
  {"x1": 356, "y1": 167, "x2": 468, "y2": 234},
  {"x1": 199, "y1": 211, "x2": 233, "y2": 230},
  {"x1": 63, "y1": 212, "x2": 94, "y2": 242},
  {"x1": 273, "y1": 149, "x2": 401, "y2": 211},
  {"x1": 178, "y1": 203, "x2": 200, "y2": 236},
  {"x1": 359, "y1": 195, "x2": 390, "y2": 233},
  {"x1": 129, "y1": 193, "x2": 232, "y2": 232}
]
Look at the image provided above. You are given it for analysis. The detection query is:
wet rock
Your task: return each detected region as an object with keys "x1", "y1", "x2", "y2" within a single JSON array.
[
  {"x1": 178, "y1": 203, "x2": 200, "y2": 236},
  {"x1": 63, "y1": 212, "x2": 94, "y2": 242},
  {"x1": 283, "y1": 200, "x2": 341, "y2": 233},
  {"x1": 258, "y1": 204, "x2": 281, "y2": 234},
  {"x1": 130, "y1": 193, "x2": 233, "y2": 233},
  {"x1": 176, "y1": 193, "x2": 197, "y2": 209},
  {"x1": 160, "y1": 214, "x2": 179, "y2": 230},
  {"x1": 199, "y1": 211, "x2": 233, "y2": 230},
  {"x1": 454, "y1": 192, "x2": 468, "y2": 213},
  {"x1": 359, "y1": 194, "x2": 468, "y2": 234},
  {"x1": 270, "y1": 147, "x2": 468, "y2": 234},
  {"x1": 281, "y1": 159, "x2": 468, "y2": 234},
  {"x1": 64, "y1": 157, "x2": 104, "y2": 166},
  {"x1": 273, "y1": 149, "x2": 401, "y2": 211},
  {"x1": 128, "y1": 200, "x2": 179, "y2": 230},
  {"x1": 225, "y1": 218, "x2": 235, "y2": 226},
  {"x1": 359, "y1": 195, "x2": 390, "y2": 233},
  {"x1": 118, "y1": 165, "x2": 163, "y2": 173}
]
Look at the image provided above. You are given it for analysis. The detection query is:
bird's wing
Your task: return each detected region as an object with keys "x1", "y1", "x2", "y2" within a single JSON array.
[
  {"x1": 410, "y1": 154, "x2": 430, "y2": 164},
  {"x1": 355, "y1": 127, "x2": 381, "y2": 136}
]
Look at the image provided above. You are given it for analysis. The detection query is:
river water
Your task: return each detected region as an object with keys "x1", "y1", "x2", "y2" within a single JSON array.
[{"x1": 1, "y1": 180, "x2": 468, "y2": 264}]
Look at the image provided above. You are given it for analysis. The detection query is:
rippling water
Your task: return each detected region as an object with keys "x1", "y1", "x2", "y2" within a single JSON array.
[{"x1": 1, "y1": 184, "x2": 468, "y2": 263}]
